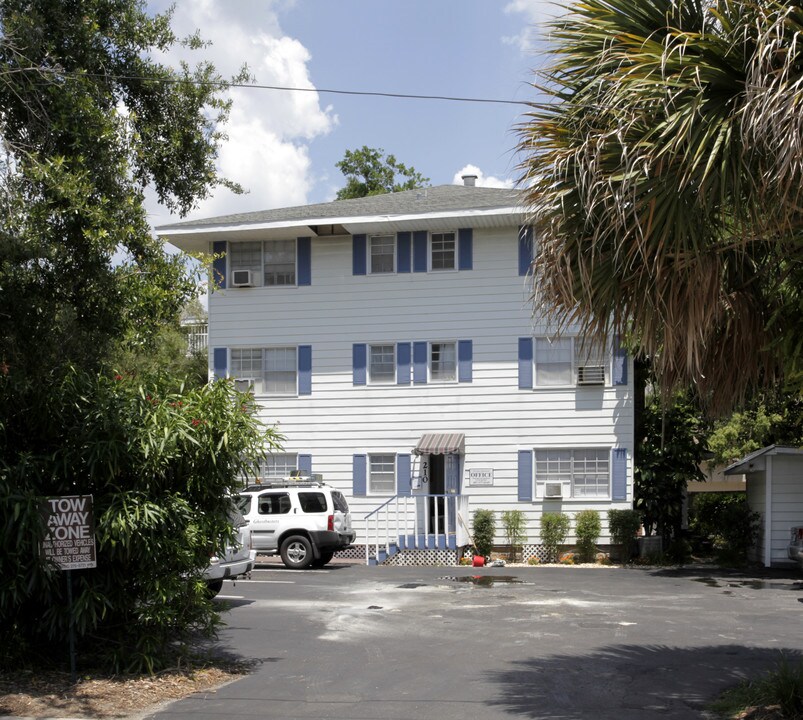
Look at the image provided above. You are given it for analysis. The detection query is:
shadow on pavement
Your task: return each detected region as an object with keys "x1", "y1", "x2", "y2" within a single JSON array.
[{"x1": 485, "y1": 644, "x2": 802, "y2": 719}]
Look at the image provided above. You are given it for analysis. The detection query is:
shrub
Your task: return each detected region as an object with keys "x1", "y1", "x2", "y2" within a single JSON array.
[
  {"x1": 608, "y1": 509, "x2": 642, "y2": 561},
  {"x1": 0, "y1": 370, "x2": 281, "y2": 673},
  {"x1": 709, "y1": 657, "x2": 803, "y2": 719},
  {"x1": 540, "y1": 512, "x2": 570, "y2": 563},
  {"x1": 575, "y1": 510, "x2": 601, "y2": 563},
  {"x1": 501, "y1": 510, "x2": 527, "y2": 561},
  {"x1": 472, "y1": 509, "x2": 495, "y2": 558},
  {"x1": 690, "y1": 493, "x2": 761, "y2": 566}
]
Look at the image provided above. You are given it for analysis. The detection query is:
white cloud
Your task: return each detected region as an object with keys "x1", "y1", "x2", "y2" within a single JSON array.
[
  {"x1": 453, "y1": 164, "x2": 515, "y2": 189},
  {"x1": 503, "y1": 0, "x2": 560, "y2": 53},
  {"x1": 146, "y1": 1, "x2": 336, "y2": 224}
]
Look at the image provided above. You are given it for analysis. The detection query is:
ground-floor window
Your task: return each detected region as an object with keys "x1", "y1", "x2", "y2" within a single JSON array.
[
  {"x1": 535, "y1": 448, "x2": 609, "y2": 498},
  {"x1": 369, "y1": 454, "x2": 396, "y2": 494},
  {"x1": 262, "y1": 454, "x2": 298, "y2": 478}
]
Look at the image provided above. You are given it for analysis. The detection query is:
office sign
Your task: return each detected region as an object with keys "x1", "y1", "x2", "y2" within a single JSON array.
[{"x1": 468, "y1": 469, "x2": 494, "y2": 487}]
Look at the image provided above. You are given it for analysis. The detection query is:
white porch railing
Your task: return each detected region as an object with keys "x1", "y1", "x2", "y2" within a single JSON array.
[{"x1": 363, "y1": 494, "x2": 470, "y2": 565}]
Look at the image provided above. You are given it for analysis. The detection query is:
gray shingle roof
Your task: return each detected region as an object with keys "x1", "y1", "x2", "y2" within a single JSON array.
[{"x1": 157, "y1": 185, "x2": 523, "y2": 230}]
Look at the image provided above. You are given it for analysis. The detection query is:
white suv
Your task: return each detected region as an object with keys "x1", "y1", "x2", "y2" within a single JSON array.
[{"x1": 237, "y1": 476, "x2": 355, "y2": 569}]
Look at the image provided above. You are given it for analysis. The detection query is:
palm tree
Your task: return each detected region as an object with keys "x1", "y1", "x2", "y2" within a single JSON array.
[{"x1": 517, "y1": 0, "x2": 803, "y2": 412}]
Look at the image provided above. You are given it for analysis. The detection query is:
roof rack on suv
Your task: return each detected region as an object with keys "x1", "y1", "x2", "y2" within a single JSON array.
[{"x1": 242, "y1": 473, "x2": 325, "y2": 491}]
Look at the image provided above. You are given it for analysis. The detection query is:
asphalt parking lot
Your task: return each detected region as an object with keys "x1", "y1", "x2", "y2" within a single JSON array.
[{"x1": 147, "y1": 562, "x2": 803, "y2": 720}]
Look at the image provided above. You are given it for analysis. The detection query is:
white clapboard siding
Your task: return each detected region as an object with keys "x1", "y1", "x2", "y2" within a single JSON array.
[{"x1": 209, "y1": 226, "x2": 634, "y2": 546}]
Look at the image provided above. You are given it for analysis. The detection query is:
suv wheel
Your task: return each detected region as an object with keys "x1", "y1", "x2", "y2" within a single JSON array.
[{"x1": 280, "y1": 535, "x2": 313, "y2": 569}]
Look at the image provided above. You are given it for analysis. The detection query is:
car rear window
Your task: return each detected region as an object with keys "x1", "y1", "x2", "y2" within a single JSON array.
[
  {"x1": 258, "y1": 493, "x2": 292, "y2": 515},
  {"x1": 298, "y1": 492, "x2": 327, "y2": 513},
  {"x1": 331, "y1": 491, "x2": 349, "y2": 513}
]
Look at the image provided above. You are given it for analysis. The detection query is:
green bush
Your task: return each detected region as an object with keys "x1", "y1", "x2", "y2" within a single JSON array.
[
  {"x1": 471, "y1": 509, "x2": 495, "y2": 558},
  {"x1": 608, "y1": 509, "x2": 642, "y2": 561},
  {"x1": 0, "y1": 369, "x2": 281, "y2": 673},
  {"x1": 540, "y1": 512, "x2": 570, "y2": 563},
  {"x1": 689, "y1": 493, "x2": 761, "y2": 566},
  {"x1": 575, "y1": 510, "x2": 601, "y2": 562},
  {"x1": 710, "y1": 657, "x2": 803, "y2": 719},
  {"x1": 501, "y1": 510, "x2": 527, "y2": 561}
]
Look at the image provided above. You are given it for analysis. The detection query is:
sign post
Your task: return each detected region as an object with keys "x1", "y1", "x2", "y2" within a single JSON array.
[{"x1": 40, "y1": 495, "x2": 97, "y2": 682}]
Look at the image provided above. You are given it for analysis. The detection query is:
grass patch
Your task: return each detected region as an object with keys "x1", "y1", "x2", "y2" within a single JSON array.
[{"x1": 709, "y1": 657, "x2": 803, "y2": 719}]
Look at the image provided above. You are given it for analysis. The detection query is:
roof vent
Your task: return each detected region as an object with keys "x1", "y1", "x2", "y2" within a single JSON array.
[{"x1": 462, "y1": 174, "x2": 478, "y2": 187}]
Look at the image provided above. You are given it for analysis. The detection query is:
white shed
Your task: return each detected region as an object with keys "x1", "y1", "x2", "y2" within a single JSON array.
[{"x1": 724, "y1": 445, "x2": 803, "y2": 567}]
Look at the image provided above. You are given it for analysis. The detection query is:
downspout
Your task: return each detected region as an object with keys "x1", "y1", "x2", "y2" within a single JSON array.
[{"x1": 764, "y1": 455, "x2": 773, "y2": 568}]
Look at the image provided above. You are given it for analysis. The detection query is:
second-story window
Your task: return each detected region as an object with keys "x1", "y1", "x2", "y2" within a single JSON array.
[
  {"x1": 370, "y1": 235, "x2": 395, "y2": 274},
  {"x1": 264, "y1": 239, "x2": 296, "y2": 286},
  {"x1": 430, "y1": 342, "x2": 457, "y2": 382},
  {"x1": 231, "y1": 348, "x2": 263, "y2": 393},
  {"x1": 431, "y1": 232, "x2": 456, "y2": 270},
  {"x1": 264, "y1": 347, "x2": 297, "y2": 394},
  {"x1": 369, "y1": 344, "x2": 395, "y2": 384}
]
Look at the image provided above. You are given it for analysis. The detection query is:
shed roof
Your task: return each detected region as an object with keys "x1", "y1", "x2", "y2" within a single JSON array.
[{"x1": 724, "y1": 445, "x2": 803, "y2": 475}]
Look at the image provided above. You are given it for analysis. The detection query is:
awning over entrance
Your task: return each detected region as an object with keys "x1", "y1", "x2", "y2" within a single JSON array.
[{"x1": 413, "y1": 433, "x2": 465, "y2": 456}]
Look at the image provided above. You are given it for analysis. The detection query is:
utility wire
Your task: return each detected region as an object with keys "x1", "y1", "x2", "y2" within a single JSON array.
[{"x1": 35, "y1": 67, "x2": 526, "y2": 106}]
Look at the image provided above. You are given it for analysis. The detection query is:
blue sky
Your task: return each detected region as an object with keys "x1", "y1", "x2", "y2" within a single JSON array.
[{"x1": 145, "y1": 1, "x2": 558, "y2": 228}]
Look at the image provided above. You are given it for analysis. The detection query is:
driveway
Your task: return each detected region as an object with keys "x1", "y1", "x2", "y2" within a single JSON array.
[{"x1": 147, "y1": 563, "x2": 803, "y2": 720}]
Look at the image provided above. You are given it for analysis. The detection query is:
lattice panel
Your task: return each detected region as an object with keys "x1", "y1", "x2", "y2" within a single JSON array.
[{"x1": 383, "y1": 549, "x2": 460, "y2": 566}]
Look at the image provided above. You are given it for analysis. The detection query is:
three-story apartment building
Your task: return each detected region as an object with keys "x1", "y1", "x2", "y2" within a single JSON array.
[{"x1": 158, "y1": 180, "x2": 634, "y2": 562}]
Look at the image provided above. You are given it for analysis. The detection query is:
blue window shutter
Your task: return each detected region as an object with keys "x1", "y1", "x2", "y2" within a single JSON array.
[
  {"x1": 297, "y1": 237, "x2": 311, "y2": 286},
  {"x1": 397, "y1": 342, "x2": 411, "y2": 385},
  {"x1": 518, "y1": 450, "x2": 533, "y2": 502},
  {"x1": 612, "y1": 448, "x2": 627, "y2": 500},
  {"x1": 458, "y1": 340, "x2": 473, "y2": 383},
  {"x1": 213, "y1": 347, "x2": 227, "y2": 379},
  {"x1": 397, "y1": 232, "x2": 412, "y2": 273},
  {"x1": 613, "y1": 335, "x2": 628, "y2": 386},
  {"x1": 353, "y1": 343, "x2": 367, "y2": 386},
  {"x1": 298, "y1": 454, "x2": 312, "y2": 475},
  {"x1": 413, "y1": 231, "x2": 428, "y2": 272},
  {"x1": 353, "y1": 454, "x2": 367, "y2": 497},
  {"x1": 458, "y1": 228, "x2": 473, "y2": 270},
  {"x1": 212, "y1": 241, "x2": 227, "y2": 290},
  {"x1": 518, "y1": 226, "x2": 534, "y2": 276},
  {"x1": 413, "y1": 341, "x2": 428, "y2": 384},
  {"x1": 397, "y1": 454, "x2": 412, "y2": 496},
  {"x1": 518, "y1": 337, "x2": 533, "y2": 389},
  {"x1": 353, "y1": 234, "x2": 367, "y2": 275},
  {"x1": 298, "y1": 345, "x2": 312, "y2": 395}
]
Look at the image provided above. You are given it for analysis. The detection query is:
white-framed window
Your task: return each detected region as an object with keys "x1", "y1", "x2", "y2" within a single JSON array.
[
  {"x1": 431, "y1": 232, "x2": 456, "y2": 270},
  {"x1": 369, "y1": 344, "x2": 396, "y2": 384},
  {"x1": 230, "y1": 347, "x2": 297, "y2": 395},
  {"x1": 369, "y1": 235, "x2": 395, "y2": 274},
  {"x1": 534, "y1": 336, "x2": 608, "y2": 387},
  {"x1": 231, "y1": 348, "x2": 263, "y2": 393},
  {"x1": 264, "y1": 347, "x2": 297, "y2": 394},
  {"x1": 262, "y1": 453, "x2": 298, "y2": 478},
  {"x1": 369, "y1": 454, "x2": 396, "y2": 494},
  {"x1": 430, "y1": 341, "x2": 457, "y2": 382},
  {"x1": 535, "y1": 448, "x2": 610, "y2": 498},
  {"x1": 228, "y1": 240, "x2": 296, "y2": 287}
]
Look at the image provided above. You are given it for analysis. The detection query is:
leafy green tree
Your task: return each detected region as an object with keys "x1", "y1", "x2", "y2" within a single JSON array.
[
  {"x1": 708, "y1": 390, "x2": 803, "y2": 465},
  {"x1": 335, "y1": 146, "x2": 429, "y2": 199},
  {"x1": 517, "y1": 0, "x2": 803, "y2": 412},
  {"x1": 635, "y1": 388, "x2": 707, "y2": 546},
  {"x1": 0, "y1": 0, "x2": 244, "y2": 377},
  {"x1": 471, "y1": 509, "x2": 496, "y2": 558},
  {"x1": 500, "y1": 510, "x2": 527, "y2": 562},
  {"x1": 0, "y1": 0, "x2": 276, "y2": 672}
]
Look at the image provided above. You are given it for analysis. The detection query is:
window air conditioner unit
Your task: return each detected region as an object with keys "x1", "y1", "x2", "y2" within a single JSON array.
[
  {"x1": 544, "y1": 482, "x2": 563, "y2": 499},
  {"x1": 233, "y1": 378, "x2": 256, "y2": 393},
  {"x1": 577, "y1": 365, "x2": 605, "y2": 385},
  {"x1": 231, "y1": 269, "x2": 254, "y2": 287}
]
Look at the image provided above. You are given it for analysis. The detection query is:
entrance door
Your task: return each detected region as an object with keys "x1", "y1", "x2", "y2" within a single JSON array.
[{"x1": 428, "y1": 454, "x2": 445, "y2": 533}]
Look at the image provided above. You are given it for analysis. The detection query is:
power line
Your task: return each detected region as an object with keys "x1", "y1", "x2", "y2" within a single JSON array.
[{"x1": 37, "y1": 67, "x2": 526, "y2": 106}]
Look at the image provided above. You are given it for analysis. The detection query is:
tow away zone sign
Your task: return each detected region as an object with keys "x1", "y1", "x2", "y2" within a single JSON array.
[{"x1": 40, "y1": 495, "x2": 97, "y2": 570}]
